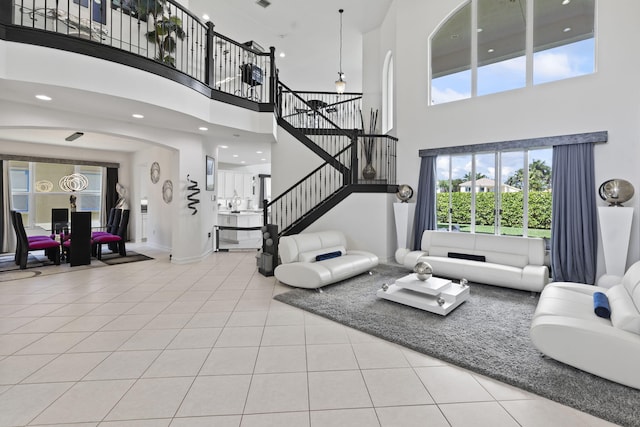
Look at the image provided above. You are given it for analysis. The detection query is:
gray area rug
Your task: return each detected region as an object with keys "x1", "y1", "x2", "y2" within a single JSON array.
[{"x1": 274, "y1": 263, "x2": 639, "y2": 427}]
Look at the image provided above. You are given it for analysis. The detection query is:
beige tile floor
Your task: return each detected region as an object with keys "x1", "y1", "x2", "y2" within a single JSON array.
[{"x1": 0, "y1": 245, "x2": 619, "y2": 427}]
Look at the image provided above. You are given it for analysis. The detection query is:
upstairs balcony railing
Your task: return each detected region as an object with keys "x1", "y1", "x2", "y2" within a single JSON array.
[{"x1": 7, "y1": 0, "x2": 275, "y2": 107}]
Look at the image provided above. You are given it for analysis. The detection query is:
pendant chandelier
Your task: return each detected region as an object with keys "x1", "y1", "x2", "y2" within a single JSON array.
[{"x1": 335, "y1": 8, "x2": 346, "y2": 94}]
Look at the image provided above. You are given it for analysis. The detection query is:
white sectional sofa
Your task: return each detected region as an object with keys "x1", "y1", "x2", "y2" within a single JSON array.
[
  {"x1": 396, "y1": 230, "x2": 549, "y2": 292},
  {"x1": 274, "y1": 230, "x2": 379, "y2": 289},
  {"x1": 530, "y1": 261, "x2": 640, "y2": 389}
]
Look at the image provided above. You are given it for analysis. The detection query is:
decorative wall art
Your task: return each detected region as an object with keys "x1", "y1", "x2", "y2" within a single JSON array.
[
  {"x1": 162, "y1": 180, "x2": 173, "y2": 203},
  {"x1": 186, "y1": 175, "x2": 200, "y2": 215},
  {"x1": 150, "y1": 162, "x2": 161, "y2": 184},
  {"x1": 206, "y1": 156, "x2": 215, "y2": 191}
]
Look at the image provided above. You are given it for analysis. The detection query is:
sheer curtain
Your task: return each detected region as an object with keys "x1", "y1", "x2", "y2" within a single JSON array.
[
  {"x1": 413, "y1": 156, "x2": 437, "y2": 250},
  {"x1": 551, "y1": 143, "x2": 597, "y2": 284},
  {"x1": 1, "y1": 160, "x2": 15, "y2": 253}
]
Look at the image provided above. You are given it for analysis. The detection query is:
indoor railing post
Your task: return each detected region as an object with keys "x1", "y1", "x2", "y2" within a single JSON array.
[
  {"x1": 269, "y1": 46, "x2": 276, "y2": 105},
  {"x1": 350, "y1": 132, "x2": 358, "y2": 185},
  {"x1": 0, "y1": 0, "x2": 12, "y2": 25},
  {"x1": 204, "y1": 21, "x2": 215, "y2": 87},
  {"x1": 263, "y1": 200, "x2": 268, "y2": 226}
]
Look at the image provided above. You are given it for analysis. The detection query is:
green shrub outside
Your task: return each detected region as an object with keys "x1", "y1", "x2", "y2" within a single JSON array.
[{"x1": 436, "y1": 191, "x2": 552, "y2": 236}]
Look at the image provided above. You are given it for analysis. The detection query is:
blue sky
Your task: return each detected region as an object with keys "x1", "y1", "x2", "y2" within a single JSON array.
[{"x1": 432, "y1": 39, "x2": 595, "y2": 104}]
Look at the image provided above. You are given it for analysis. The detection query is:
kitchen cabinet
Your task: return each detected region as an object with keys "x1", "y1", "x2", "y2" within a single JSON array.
[{"x1": 217, "y1": 170, "x2": 255, "y2": 199}]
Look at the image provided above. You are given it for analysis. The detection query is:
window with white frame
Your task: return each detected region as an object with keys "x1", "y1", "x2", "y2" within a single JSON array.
[
  {"x1": 431, "y1": 0, "x2": 595, "y2": 105},
  {"x1": 436, "y1": 147, "x2": 552, "y2": 238},
  {"x1": 382, "y1": 51, "x2": 394, "y2": 133},
  {"x1": 8, "y1": 161, "x2": 104, "y2": 229}
]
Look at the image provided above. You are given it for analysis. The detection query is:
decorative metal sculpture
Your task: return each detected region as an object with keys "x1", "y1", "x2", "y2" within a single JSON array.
[
  {"x1": 150, "y1": 162, "x2": 161, "y2": 184},
  {"x1": 115, "y1": 183, "x2": 129, "y2": 209},
  {"x1": 598, "y1": 179, "x2": 634, "y2": 206},
  {"x1": 414, "y1": 261, "x2": 433, "y2": 281},
  {"x1": 396, "y1": 184, "x2": 414, "y2": 202},
  {"x1": 162, "y1": 180, "x2": 173, "y2": 203},
  {"x1": 186, "y1": 174, "x2": 200, "y2": 215}
]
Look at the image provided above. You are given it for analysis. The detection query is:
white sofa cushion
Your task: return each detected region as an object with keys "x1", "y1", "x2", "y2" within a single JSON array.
[{"x1": 607, "y1": 285, "x2": 640, "y2": 334}]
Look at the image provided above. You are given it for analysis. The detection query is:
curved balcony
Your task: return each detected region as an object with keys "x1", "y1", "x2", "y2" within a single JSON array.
[{"x1": 1, "y1": 0, "x2": 276, "y2": 112}]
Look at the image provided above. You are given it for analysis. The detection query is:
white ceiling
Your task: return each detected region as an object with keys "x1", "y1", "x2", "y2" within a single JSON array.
[{"x1": 0, "y1": 0, "x2": 392, "y2": 165}]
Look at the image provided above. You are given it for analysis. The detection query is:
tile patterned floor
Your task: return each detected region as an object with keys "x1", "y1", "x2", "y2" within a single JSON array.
[{"x1": 0, "y1": 245, "x2": 619, "y2": 426}]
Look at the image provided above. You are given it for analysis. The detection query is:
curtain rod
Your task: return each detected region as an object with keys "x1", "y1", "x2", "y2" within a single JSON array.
[
  {"x1": 0, "y1": 154, "x2": 119, "y2": 169},
  {"x1": 419, "y1": 131, "x2": 608, "y2": 157}
]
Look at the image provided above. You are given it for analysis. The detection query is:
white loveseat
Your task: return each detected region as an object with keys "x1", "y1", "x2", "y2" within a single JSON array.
[
  {"x1": 274, "y1": 230, "x2": 379, "y2": 289},
  {"x1": 396, "y1": 230, "x2": 549, "y2": 292},
  {"x1": 530, "y1": 261, "x2": 640, "y2": 389}
]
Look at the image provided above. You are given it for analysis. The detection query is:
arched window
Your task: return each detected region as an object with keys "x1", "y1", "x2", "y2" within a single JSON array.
[
  {"x1": 430, "y1": 0, "x2": 595, "y2": 105},
  {"x1": 382, "y1": 51, "x2": 394, "y2": 133}
]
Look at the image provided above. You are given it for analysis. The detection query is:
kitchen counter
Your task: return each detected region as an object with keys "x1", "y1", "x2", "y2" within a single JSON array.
[{"x1": 217, "y1": 211, "x2": 262, "y2": 248}]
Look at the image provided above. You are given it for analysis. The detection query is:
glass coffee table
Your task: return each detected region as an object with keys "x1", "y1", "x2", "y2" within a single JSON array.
[{"x1": 376, "y1": 273, "x2": 469, "y2": 316}]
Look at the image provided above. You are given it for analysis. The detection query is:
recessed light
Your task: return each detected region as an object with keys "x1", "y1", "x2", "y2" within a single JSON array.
[
  {"x1": 35, "y1": 94, "x2": 52, "y2": 101},
  {"x1": 261, "y1": 158, "x2": 266, "y2": 161},
  {"x1": 563, "y1": 27, "x2": 571, "y2": 32},
  {"x1": 279, "y1": 52, "x2": 286, "y2": 58},
  {"x1": 240, "y1": 161, "x2": 246, "y2": 164},
  {"x1": 132, "y1": 113, "x2": 144, "y2": 119},
  {"x1": 232, "y1": 154, "x2": 239, "y2": 158},
  {"x1": 562, "y1": 0, "x2": 570, "y2": 5},
  {"x1": 256, "y1": 151, "x2": 263, "y2": 154},
  {"x1": 199, "y1": 126, "x2": 208, "y2": 131},
  {"x1": 487, "y1": 48, "x2": 495, "y2": 53},
  {"x1": 477, "y1": 28, "x2": 483, "y2": 33},
  {"x1": 220, "y1": 145, "x2": 229, "y2": 149},
  {"x1": 202, "y1": 14, "x2": 210, "y2": 20}
]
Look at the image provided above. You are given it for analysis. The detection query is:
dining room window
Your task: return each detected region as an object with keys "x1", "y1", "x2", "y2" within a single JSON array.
[{"x1": 8, "y1": 161, "x2": 104, "y2": 229}]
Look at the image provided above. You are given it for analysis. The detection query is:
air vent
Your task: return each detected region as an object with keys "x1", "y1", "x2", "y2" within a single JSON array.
[
  {"x1": 65, "y1": 132, "x2": 84, "y2": 142},
  {"x1": 256, "y1": 0, "x2": 271, "y2": 8}
]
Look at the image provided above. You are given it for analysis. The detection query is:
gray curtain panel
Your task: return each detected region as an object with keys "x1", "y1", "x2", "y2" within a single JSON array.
[
  {"x1": 551, "y1": 143, "x2": 597, "y2": 284},
  {"x1": 413, "y1": 155, "x2": 437, "y2": 250}
]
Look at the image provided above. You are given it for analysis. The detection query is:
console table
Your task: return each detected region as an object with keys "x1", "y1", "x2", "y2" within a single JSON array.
[{"x1": 376, "y1": 273, "x2": 469, "y2": 316}]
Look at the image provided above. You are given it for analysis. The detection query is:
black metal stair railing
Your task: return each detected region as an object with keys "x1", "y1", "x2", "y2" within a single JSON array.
[
  {"x1": 277, "y1": 80, "x2": 361, "y2": 159},
  {"x1": 7, "y1": 0, "x2": 275, "y2": 106},
  {"x1": 264, "y1": 144, "x2": 353, "y2": 236}
]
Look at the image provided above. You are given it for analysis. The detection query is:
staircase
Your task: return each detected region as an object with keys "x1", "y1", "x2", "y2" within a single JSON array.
[{"x1": 264, "y1": 80, "x2": 398, "y2": 236}]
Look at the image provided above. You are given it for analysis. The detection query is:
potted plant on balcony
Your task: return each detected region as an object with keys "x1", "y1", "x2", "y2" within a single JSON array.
[
  {"x1": 360, "y1": 108, "x2": 378, "y2": 180},
  {"x1": 138, "y1": 0, "x2": 186, "y2": 67}
]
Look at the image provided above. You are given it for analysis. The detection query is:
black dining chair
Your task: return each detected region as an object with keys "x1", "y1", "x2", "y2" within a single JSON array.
[
  {"x1": 11, "y1": 210, "x2": 60, "y2": 269},
  {"x1": 93, "y1": 209, "x2": 129, "y2": 259}
]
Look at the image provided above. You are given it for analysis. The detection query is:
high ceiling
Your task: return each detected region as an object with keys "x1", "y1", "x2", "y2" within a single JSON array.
[{"x1": 0, "y1": 0, "x2": 393, "y2": 165}]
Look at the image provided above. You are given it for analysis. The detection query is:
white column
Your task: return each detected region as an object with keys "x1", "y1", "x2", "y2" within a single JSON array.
[
  {"x1": 393, "y1": 203, "x2": 416, "y2": 250},
  {"x1": 598, "y1": 206, "x2": 634, "y2": 278}
]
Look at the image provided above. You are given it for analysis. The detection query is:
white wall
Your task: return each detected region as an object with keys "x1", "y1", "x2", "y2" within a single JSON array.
[
  {"x1": 365, "y1": 0, "x2": 640, "y2": 276},
  {"x1": 270, "y1": 126, "x2": 324, "y2": 196},
  {"x1": 305, "y1": 193, "x2": 397, "y2": 262}
]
